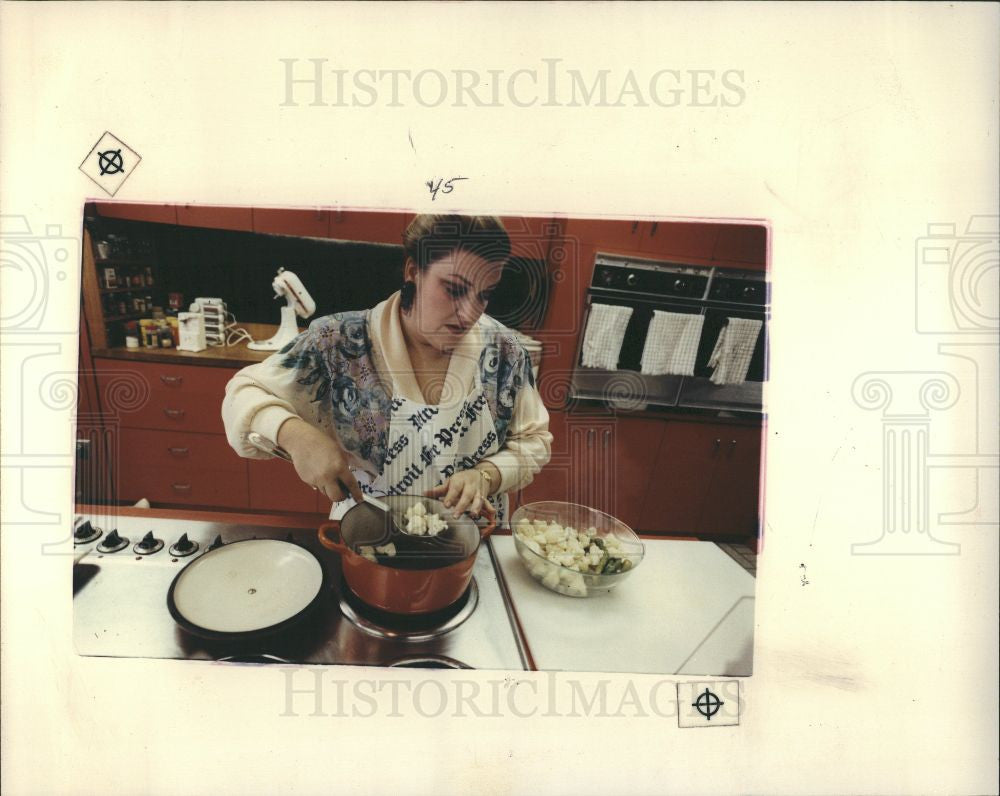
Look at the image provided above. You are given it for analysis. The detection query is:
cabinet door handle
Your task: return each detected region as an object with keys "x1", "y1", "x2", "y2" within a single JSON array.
[
  {"x1": 650, "y1": 221, "x2": 658, "y2": 237},
  {"x1": 159, "y1": 375, "x2": 183, "y2": 386},
  {"x1": 167, "y1": 447, "x2": 190, "y2": 457},
  {"x1": 631, "y1": 221, "x2": 639, "y2": 234},
  {"x1": 588, "y1": 429, "x2": 595, "y2": 448},
  {"x1": 603, "y1": 429, "x2": 611, "y2": 449},
  {"x1": 713, "y1": 438, "x2": 721, "y2": 454},
  {"x1": 163, "y1": 408, "x2": 185, "y2": 419},
  {"x1": 171, "y1": 483, "x2": 192, "y2": 492}
]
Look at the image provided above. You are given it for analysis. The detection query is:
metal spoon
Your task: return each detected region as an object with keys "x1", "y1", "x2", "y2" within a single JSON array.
[{"x1": 246, "y1": 431, "x2": 461, "y2": 550}]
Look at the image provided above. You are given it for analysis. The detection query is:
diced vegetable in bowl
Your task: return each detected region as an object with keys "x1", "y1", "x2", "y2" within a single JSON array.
[{"x1": 511, "y1": 501, "x2": 644, "y2": 597}]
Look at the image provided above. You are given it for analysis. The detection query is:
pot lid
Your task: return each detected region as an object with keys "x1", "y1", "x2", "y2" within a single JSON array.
[{"x1": 168, "y1": 540, "x2": 324, "y2": 635}]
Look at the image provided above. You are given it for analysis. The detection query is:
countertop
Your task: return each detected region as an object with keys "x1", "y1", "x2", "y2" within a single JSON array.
[
  {"x1": 492, "y1": 535, "x2": 755, "y2": 676},
  {"x1": 92, "y1": 322, "x2": 294, "y2": 368}
]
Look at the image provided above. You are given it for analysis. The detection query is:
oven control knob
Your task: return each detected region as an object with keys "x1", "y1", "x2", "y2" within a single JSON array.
[
  {"x1": 600, "y1": 269, "x2": 615, "y2": 286},
  {"x1": 134, "y1": 531, "x2": 164, "y2": 555},
  {"x1": 742, "y1": 285, "x2": 758, "y2": 300},
  {"x1": 208, "y1": 534, "x2": 224, "y2": 551},
  {"x1": 97, "y1": 529, "x2": 129, "y2": 554},
  {"x1": 73, "y1": 520, "x2": 102, "y2": 545},
  {"x1": 673, "y1": 278, "x2": 688, "y2": 293},
  {"x1": 169, "y1": 533, "x2": 199, "y2": 557},
  {"x1": 626, "y1": 273, "x2": 638, "y2": 287}
]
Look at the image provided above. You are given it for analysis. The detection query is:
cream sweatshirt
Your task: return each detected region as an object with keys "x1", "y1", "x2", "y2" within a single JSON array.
[{"x1": 221, "y1": 292, "x2": 552, "y2": 495}]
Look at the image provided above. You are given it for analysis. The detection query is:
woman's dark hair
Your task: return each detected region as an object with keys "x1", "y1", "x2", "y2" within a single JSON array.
[{"x1": 400, "y1": 214, "x2": 511, "y2": 310}]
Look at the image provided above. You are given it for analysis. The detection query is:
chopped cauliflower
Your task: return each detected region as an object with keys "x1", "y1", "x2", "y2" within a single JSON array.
[
  {"x1": 402, "y1": 501, "x2": 448, "y2": 536},
  {"x1": 514, "y1": 518, "x2": 636, "y2": 577},
  {"x1": 374, "y1": 542, "x2": 396, "y2": 557},
  {"x1": 359, "y1": 545, "x2": 377, "y2": 563}
]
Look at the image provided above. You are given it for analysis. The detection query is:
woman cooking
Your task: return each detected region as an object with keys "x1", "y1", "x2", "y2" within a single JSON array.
[{"x1": 221, "y1": 214, "x2": 553, "y2": 527}]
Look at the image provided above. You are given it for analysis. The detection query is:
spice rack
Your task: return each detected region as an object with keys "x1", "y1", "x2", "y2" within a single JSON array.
[{"x1": 81, "y1": 225, "x2": 178, "y2": 350}]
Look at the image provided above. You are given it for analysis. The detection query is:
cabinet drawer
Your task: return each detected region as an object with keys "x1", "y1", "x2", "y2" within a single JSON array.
[
  {"x1": 120, "y1": 390, "x2": 228, "y2": 434},
  {"x1": 95, "y1": 359, "x2": 237, "y2": 398},
  {"x1": 119, "y1": 428, "x2": 245, "y2": 473},
  {"x1": 95, "y1": 359, "x2": 237, "y2": 433},
  {"x1": 247, "y1": 457, "x2": 320, "y2": 513},
  {"x1": 117, "y1": 462, "x2": 249, "y2": 509}
]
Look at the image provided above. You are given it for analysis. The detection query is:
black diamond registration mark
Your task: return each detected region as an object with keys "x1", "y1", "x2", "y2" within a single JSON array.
[{"x1": 79, "y1": 131, "x2": 141, "y2": 196}]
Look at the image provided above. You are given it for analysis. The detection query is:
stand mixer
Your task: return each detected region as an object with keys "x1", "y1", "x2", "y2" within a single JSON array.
[{"x1": 247, "y1": 268, "x2": 316, "y2": 351}]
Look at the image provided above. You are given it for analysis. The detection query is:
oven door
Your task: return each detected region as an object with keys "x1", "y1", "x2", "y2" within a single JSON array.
[
  {"x1": 570, "y1": 292, "x2": 704, "y2": 409},
  {"x1": 677, "y1": 305, "x2": 768, "y2": 413}
]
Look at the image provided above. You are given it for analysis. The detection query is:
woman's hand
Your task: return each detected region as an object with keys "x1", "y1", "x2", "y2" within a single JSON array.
[
  {"x1": 277, "y1": 418, "x2": 364, "y2": 504},
  {"x1": 424, "y1": 467, "x2": 498, "y2": 521}
]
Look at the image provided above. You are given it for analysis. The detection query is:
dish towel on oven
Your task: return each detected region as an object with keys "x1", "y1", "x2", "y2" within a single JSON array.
[
  {"x1": 639, "y1": 311, "x2": 705, "y2": 376},
  {"x1": 580, "y1": 303, "x2": 633, "y2": 370},
  {"x1": 707, "y1": 317, "x2": 763, "y2": 385}
]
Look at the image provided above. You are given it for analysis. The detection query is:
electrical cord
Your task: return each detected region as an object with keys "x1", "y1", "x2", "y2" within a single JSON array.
[{"x1": 222, "y1": 310, "x2": 254, "y2": 347}]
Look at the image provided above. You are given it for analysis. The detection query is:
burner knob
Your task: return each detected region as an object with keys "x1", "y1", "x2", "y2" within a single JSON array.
[
  {"x1": 134, "y1": 531, "x2": 164, "y2": 555},
  {"x1": 742, "y1": 285, "x2": 758, "y2": 300},
  {"x1": 673, "y1": 278, "x2": 688, "y2": 293},
  {"x1": 208, "y1": 534, "x2": 224, "y2": 551},
  {"x1": 97, "y1": 529, "x2": 129, "y2": 554},
  {"x1": 626, "y1": 273, "x2": 638, "y2": 287},
  {"x1": 73, "y1": 520, "x2": 102, "y2": 544},
  {"x1": 169, "y1": 533, "x2": 199, "y2": 557}
]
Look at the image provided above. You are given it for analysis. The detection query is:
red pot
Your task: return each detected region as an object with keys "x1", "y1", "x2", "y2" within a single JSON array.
[{"x1": 317, "y1": 495, "x2": 496, "y2": 614}]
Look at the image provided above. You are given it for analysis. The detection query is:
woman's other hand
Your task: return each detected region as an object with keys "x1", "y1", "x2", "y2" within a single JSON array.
[
  {"x1": 424, "y1": 467, "x2": 498, "y2": 521},
  {"x1": 277, "y1": 418, "x2": 364, "y2": 503}
]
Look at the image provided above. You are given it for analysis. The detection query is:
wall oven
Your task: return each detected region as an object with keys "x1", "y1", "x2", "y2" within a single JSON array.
[{"x1": 570, "y1": 255, "x2": 769, "y2": 414}]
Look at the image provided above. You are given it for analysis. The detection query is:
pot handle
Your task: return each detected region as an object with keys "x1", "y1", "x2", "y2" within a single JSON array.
[
  {"x1": 317, "y1": 520, "x2": 350, "y2": 555},
  {"x1": 477, "y1": 515, "x2": 498, "y2": 540}
]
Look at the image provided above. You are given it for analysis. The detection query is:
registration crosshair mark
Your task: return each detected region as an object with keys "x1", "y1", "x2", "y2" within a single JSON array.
[{"x1": 692, "y1": 687, "x2": 724, "y2": 720}]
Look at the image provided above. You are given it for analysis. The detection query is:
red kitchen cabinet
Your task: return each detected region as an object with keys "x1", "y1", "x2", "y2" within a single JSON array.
[
  {"x1": 499, "y1": 216, "x2": 557, "y2": 260},
  {"x1": 517, "y1": 409, "x2": 570, "y2": 509},
  {"x1": 560, "y1": 217, "x2": 639, "y2": 252},
  {"x1": 533, "y1": 227, "x2": 595, "y2": 399},
  {"x1": 247, "y1": 457, "x2": 319, "y2": 513},
  {"x1": 639, "y1": 420, "x2": 762, "y2": 538},
  {"x1": 637, "y1": 221, "x2": 718, "y2": 264},
  {"x1": 176, "y1": 204, "x2": 254, "y2": 232},
  {"x1": 515, "y1": 412, "x2": 665, "y2": 533},
  {"x1": 93, "y1": 202, "x2": 178, "y2": 225},
  {"x1": 639, "y1": 422, "x2": 717, "y2": 533},
  {"x1": 604, "y1": 417, "x2": 667, "y2": 531},
  {"x1": 699, "y1": 426, "x2": 762, "y2": 537},
  {"x1": 117, "y1": 460, "x2": 249, "y2": 509},
  {"x1": 711, "y1": 224, "x2": 767, "y2": 270},
  {"x1": 252, "y1": 207, "x2": 330, "y2": 238},
  {"x1": 327, "y1": 210, "x2": 410, "y2": 245},
  {"x1": 94, "y1": 360, "x2": 251, "y2": 511}
]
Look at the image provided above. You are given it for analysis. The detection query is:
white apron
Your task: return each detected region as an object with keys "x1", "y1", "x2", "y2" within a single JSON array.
[{"x1": 328, "y1": 368, "x2": 509, "y2": 526}]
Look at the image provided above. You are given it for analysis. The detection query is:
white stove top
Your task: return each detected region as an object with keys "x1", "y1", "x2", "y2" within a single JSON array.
[{"x1": 73, "y1": 514, "x2": 528, "y2": 671}]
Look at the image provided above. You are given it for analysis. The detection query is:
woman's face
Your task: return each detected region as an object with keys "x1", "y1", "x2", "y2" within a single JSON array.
[{"x1": 404, "y1": 249, "x2": 503, "y2": 352}]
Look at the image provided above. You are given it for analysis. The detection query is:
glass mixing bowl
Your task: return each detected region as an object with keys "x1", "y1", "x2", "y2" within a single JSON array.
[{"x1": 510, "y1": 501, "x2": 644, "y2": 597}]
